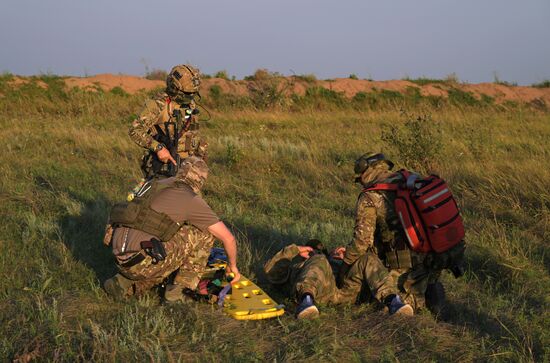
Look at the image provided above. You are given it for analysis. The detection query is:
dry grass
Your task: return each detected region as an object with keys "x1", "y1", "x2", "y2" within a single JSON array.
[{"x1": 0, "y1": 75, "x2": 548, "y2": 361}]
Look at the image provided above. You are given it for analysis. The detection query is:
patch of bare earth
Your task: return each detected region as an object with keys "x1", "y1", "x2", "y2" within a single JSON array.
[
  {"x1": 11, "y1": 73, "x2": 548, "y2": 105},
  {"x1": 64, "y1": 74, "x2": 163, "y2": 93},
  {"x1": 8, "y1": 77, "x2": 48, "y2": 89}
]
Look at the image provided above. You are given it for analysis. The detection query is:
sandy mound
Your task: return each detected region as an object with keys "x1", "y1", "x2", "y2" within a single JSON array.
[
  {"x1": 8, "y1": 77, "x2": 48, "y2": 89},
  {"x1": 64, "y1": 74, "x2": 163, "y2": 93},
  {"x1": 6, "y1": 74, "x2": 550, "y2": 105}
]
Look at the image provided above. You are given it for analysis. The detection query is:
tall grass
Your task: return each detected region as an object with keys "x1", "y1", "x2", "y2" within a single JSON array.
[{"x1": 0, "y1": 77, "x2": 548, "y2": 361}]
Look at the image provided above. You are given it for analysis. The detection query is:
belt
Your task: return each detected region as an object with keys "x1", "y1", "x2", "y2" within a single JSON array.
[{"x1": 117, "y1": 252, "x2": 146, "y2": 268}]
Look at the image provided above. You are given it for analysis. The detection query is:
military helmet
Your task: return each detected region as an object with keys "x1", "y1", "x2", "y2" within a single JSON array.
[
  {"x1": 176, "y1": 156, "x2": 209, "y2": 192},
  {"x1": 166, "y1": 64, "x2": 201, "y2": 95},
  {"x1": 354, "y1": 152, "x2": 394, "y2": 176}
]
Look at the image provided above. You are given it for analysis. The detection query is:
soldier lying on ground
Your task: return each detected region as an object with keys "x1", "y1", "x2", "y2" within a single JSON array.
[
  {"x1": 103, "y1": 157, "x2": 240, "y2": 302},
  {"x1": 264, "y1": 239, "x2": 413, "y2": 319},
  {"x1": 129, "y1": 64, "x2": 208, "y2": 180}
]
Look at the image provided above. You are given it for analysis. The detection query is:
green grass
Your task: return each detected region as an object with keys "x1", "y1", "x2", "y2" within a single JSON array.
[{"x1": 0, "y1": 80, "x2": 549, "y2": 361}]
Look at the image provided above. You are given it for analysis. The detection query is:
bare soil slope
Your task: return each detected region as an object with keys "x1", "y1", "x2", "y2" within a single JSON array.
[{"x1": 10, "y1": 74, "x2": 550, "y2": 105}]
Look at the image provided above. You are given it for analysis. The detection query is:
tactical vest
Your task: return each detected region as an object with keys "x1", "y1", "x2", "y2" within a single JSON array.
[
  {"x1": 141, "y1": 99, "x2": 205, "y2": 179},
  {"x1": 108, "y1": 179, "x2": 181, "y2": 241},
  {"x1": 370, "y1": 190, "x2": 414, "y2": 269}
]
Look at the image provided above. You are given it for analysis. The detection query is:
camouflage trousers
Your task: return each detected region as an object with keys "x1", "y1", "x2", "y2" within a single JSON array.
[
  {"x1": 295, "y1": 251, "x2": 398, "y2": 305},
  {"x1": 119, "y1": 226, "x2": 214, "y2": 296},
  {"x1": 388, "y1": 266, "x2": 441, "y2": 310}
]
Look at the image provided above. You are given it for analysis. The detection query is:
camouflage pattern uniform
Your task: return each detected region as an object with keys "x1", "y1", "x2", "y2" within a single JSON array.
[
  {"x1": 264, "y1": 244, "x2": 397, "y2": 305},
  {"x1": 120, "y1": 225, "x2": 214, "y2": 296},
  {"x1": 104, "y1": 157, "x2": 216, "y2": 298},
  {"x1": 129, "y1": 65, "x2": 208, "y2": 179},
  {"x1": 344, "y1": 161, "x2": 465, "y2": 310}
]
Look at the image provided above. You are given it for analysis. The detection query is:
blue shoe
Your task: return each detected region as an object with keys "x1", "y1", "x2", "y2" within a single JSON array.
[
  {"x1": 295, "y1": 294, "x2": 319, "y2": 319},
  {"x1": 388, "y1": 295, "x2": 414, "y2": 316}
]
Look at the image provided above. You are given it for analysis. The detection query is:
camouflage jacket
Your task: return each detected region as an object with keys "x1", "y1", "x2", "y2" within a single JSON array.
[
  {"x1": 343, "y1": 169, "x2": 414, "y2": 268},
  {"x1": 129, "y1": 92, "x2": 207, "y2": 159},
  {"x1": 264, "y1": 244, "x2": 340, "y2": 286}
]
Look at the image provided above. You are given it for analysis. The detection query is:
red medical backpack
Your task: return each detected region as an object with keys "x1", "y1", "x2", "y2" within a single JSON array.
[{"x1": 365, "y1": 170, "x2": 464, "y2": 253}]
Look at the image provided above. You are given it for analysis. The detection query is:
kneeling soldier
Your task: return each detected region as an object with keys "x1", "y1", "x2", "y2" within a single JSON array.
[
  {"x1": 264, "y1": 239, "x2": 413, "y2": 319},
  {"x1": 103, "y1": 157, "x2": 240, "y2": 302}
]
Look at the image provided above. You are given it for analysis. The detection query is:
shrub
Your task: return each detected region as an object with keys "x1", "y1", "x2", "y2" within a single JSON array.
[
  {"x1": 448, "y1": 88, "x2": 480, "y2": 107},
  {"x1": 145, "y1": 69, "x2": 167, "y2": 81},
  {"x1": 246, "y1": 69, "x2": 287, "y2": 109},
  {"x1": 109, "y1": 86, "x2": 128, "y2": 97},
  {"x1": 225, "y1": 142, "x2": 242, "y2": 167},
  {"x1": 294, "y1": 74, "x2": 317, "y2": 83},
  {"x1": 405, "y1": 77, "x2": 447, "y2": 86},
  {"x1": 349, "y1": 74, "x2": 358, "y2": 80},
  {"x1": 532, "y1": 80, "x2": 550, "y2": 88},
  {"x1": 214, "y1": 70, "x2": 230, "y2": 80},
  {"x1": 381, "y1": 113, "x2": 442, "y2": 173}
]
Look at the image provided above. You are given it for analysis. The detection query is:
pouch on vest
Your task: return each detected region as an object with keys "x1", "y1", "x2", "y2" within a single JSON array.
[{"x1": 385, "y1": 249, "x2": 413, "y2": 269}]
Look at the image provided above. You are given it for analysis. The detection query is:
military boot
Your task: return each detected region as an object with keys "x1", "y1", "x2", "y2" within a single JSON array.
[
  {"x1": 104, "y1": 274, "x2": 134, "y2": 300},
  {"x1": 164, "y1": 284, "x2": 196, "y2": 304}
]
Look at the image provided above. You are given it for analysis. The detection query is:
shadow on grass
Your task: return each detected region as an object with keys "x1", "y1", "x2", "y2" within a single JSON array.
[{"x1": 59, "y1": 195, "x2": 117, "y2": 284}]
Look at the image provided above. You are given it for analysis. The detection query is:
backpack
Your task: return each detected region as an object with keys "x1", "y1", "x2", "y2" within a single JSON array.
[{"x1": 365, "y1": 170, "x2": 464, "y2": 253}]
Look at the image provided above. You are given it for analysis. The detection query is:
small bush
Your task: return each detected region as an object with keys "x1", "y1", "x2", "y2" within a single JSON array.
[
  {"x1": 348, "y1": 74, "x2": 358, "y2": 80},
  {"x1": 109, "y1": 86, "x2": 128, "y2": 97},
  {"x1": 145, "y1": 69, "x2": 167, "y2": 81},
  {"x1": 225, "y1": 142, "x2": 242, "y2": 167},
  {"x1": 532, "y1": 80, "x2": 550, "y2": 88},
  {"x1": 294, "y1": 74, "x2": 317, "y2": 83},
  {"x1": 246, "y1": 69, "x2": 287, "y2": 109},
  {"x1": 381, "y1": 113, "x2": 442, "y2": 173},
  {"x1": 406, "y1": 77, "x2": 447, "y2": 86},
  {"x1": 448, "y1": 88, "x2": 480, "y2": 107},
  {"x1": 209, "y1": 85, "x2": 222, "y2": 98},
  {"x1": 214, "y1": 70, "x2": 230, "y2": 80}
]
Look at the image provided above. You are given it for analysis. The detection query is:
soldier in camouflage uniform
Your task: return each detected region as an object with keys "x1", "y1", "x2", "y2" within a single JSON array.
[
  {"x1": 342, "y1": 153, "x2": 465, "y2": 312},
  {"x1": 103, "y1": 157, "x2": 241, "y2": 302},
  {"x1": 129, "y1": 64, "x2": 208, "y2": 179},
  {"x1": 264, "y1": 239, "x2": 413, "y2": 319}
]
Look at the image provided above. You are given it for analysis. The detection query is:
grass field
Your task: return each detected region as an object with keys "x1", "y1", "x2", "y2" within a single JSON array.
[{"x1": 0, "y1": 75, "x2": 549, "y2": 362}]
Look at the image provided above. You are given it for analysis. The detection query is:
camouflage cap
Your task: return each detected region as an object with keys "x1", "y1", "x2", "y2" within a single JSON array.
[
  {"x1": 166, "y1": 64, "x2": 201, "y2": 95},
  {"x1": 175, "y1": 156, "x2": 209, "y2": 193}
]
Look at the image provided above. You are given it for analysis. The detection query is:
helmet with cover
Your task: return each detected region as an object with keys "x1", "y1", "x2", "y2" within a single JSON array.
[
  {"x1": 166, "y1": 64, "x2": 201, "y2": 97},
  {"x1": 354, "y1": 152, "x2": 394, "y2": 183}
]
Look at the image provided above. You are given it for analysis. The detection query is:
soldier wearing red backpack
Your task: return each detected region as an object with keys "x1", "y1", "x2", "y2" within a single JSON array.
[{"x1": 340, "y1": 152, "x2": 466, "y2": 313}]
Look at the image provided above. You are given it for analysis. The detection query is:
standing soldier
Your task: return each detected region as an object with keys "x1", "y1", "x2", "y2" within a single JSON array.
[
  {"x1": 341, "y1": 152, "x2": 465, "y2": 312},
  {"x1": 129, "y1": 64, "x2": 208, "y2": 180},
  {"x1": 264, "y1": 239, "x2": 413, "y2": 319},
  {"x1": 103, "y1": 157, "x2": 240, "y2": 302}
]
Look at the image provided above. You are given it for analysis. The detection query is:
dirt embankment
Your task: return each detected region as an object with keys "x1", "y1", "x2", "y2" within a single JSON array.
[{"x1": 8, "y1": 74, "x2": 550, "y2": 105}]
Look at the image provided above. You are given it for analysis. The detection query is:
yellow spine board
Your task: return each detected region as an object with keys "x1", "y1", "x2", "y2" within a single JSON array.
[{"x1": 223, "y1": 278, "x2": 285, "y2": 320}]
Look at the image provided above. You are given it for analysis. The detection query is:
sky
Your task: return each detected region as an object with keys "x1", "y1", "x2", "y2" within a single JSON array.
[{"x1": 1, "y1": 0, "x2": 549, "y2": 85}]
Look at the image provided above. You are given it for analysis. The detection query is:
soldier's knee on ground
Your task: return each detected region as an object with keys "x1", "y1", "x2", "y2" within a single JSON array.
[{"x1": 104, "y1": 273, "x2": 135, "y2": 300}]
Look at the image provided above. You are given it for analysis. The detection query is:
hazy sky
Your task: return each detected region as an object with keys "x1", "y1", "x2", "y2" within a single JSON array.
[{"x1": 1, "y1": 0, "x2": 549, "y2": 84}]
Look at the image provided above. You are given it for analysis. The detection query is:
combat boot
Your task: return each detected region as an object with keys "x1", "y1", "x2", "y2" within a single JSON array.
[
  {"x1": 104, "y1": 274, "x2": 134, "y2": 300},
  {"x1": 164, "y1": 284, "x2": 196, "y2": 304},
  {"x1": 386, "y1": 294, "x2": 414, "y2": 316},
  {"x1": 295, "y1": 294, "x2": 319, "y2": 319}
]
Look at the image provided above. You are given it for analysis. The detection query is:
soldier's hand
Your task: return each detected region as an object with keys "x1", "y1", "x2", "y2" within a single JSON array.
[
  {"x1": 297, "y1": 246, "x2": 314, "y2": 259},
  {"x1": 331, "y1": 246, "x2": 346, "y2": 260},
  {"x1": 226, "y1": 265, "x2": 241, "y2": 284},
  {"x1": 156, "y1": 147, "x2": 177, "y2": 165}
]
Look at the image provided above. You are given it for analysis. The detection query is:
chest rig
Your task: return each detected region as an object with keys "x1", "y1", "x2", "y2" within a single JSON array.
[
  {"x1": 109, "y1": 179, "x2": 181, "y2": 241},
  {"x1": 142, "y1": 98, "x2": 200, "y2": 179}
]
